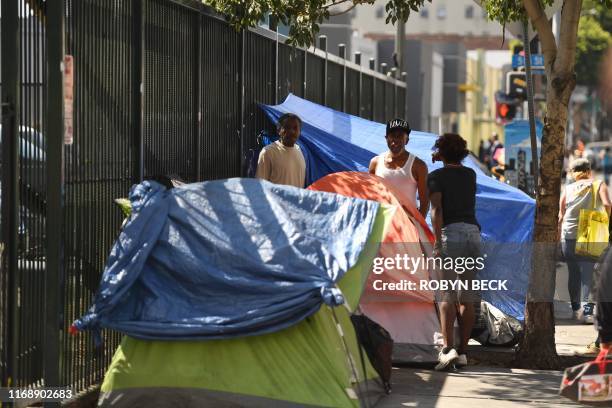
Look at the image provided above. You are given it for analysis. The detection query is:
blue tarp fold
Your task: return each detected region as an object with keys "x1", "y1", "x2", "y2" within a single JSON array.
[
  {"x1": 262, "y1": 94, "x2": 536, "y2": 320},
  {"x1": 74, "y1": 178, "x2": 380, "y2": 340}
]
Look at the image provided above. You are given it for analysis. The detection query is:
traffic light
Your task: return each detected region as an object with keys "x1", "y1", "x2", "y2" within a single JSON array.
[
  {"x1": 497, "y1": 102, "x2": 516, "y2": 121},
  {"x1": 495, "y1": 91, "x2": 518, "y2": 123},
  {"x1": 507, "y1": 71, "x2": 527, "y2": 99},
  {"x1": 512, "y1": 44, "x2": 524, "y2": 56}
]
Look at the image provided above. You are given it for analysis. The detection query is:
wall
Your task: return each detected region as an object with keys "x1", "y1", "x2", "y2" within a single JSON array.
[{"x1": 459, "y1": 50, "x2": 504, "y2": 152}]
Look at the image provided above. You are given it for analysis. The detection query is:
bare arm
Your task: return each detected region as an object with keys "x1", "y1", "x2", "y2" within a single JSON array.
[
  {"x1": 368, "y1": 156, "x2": 377, "y2": 175},
  {"x1": 430, "y1": 192, "x2": 443, "y2": 248},
  {"x1": 413, "y1": 158, "x2": 430, "y2": 218},
  {"x1": 558, "y1": 191, "x2": 566, "y2": 240},
  {"x1": 255, "y1": 149, "x2": 270, "y2": 181},
  {"x1": 559, "y1": 191, "x2": 566, "y2": 223},
  {"x1": 599, "y1": 182, "x2": 611, "y2": 216}
]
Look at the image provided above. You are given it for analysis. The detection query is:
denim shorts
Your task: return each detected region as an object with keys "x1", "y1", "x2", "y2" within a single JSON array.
[{"x1": 435, "y1": 222, "x2": 482, "y2": 303}]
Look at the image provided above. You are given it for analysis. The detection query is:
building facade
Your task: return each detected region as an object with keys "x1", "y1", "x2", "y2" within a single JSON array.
[{"x1": 352, "y1": 0, "x2": 505, "y2": 38}]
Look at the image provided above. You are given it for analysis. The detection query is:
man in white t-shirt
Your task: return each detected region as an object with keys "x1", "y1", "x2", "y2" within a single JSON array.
[{"x1": 256, "y1": 113, "x2": 306, "y2": 188}]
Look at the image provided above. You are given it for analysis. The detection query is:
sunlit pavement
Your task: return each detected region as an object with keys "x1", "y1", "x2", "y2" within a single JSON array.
[
  {"x1": 376, "y1": 262, "x2": 596, "y2": 407},
  {"x1": 378, "y1": 366, "x2": 580, "y2": 407}
]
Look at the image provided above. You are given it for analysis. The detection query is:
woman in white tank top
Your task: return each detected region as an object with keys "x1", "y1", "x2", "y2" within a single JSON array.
[{"x1": 559, "y1": 158, "x2": 611, "y2": 322}]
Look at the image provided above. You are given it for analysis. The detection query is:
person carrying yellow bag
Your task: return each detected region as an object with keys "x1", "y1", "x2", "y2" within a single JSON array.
[{"x1": 559, "y1": 159, "x2": 611, "y2": 324}]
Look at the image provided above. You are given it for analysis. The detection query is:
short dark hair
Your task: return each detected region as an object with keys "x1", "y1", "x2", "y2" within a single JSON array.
[
  {"x1": 434, "y1": 133, "x2": 469, "y2": 163},
  {"x1": 278, "y1": 113, "x2": 302, "y2": 130}
]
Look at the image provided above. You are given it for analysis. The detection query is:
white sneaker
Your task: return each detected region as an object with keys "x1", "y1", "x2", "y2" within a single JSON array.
[
  {"x1": 435, "y1": 348, "x2": 459, "y2": 371},
  {"x1": 456, "y1": 354, "x2": 467, "y2": 367}
]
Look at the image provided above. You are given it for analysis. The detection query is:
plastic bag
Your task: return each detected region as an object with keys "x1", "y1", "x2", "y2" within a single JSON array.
[{"x1": 576, "y1": 181, "x2": 610, "y2": 259}]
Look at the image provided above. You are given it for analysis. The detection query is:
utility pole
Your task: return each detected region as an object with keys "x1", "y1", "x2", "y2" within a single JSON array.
[{"x1": 523, "y1": 20, "x2": 539, "y2": 192}]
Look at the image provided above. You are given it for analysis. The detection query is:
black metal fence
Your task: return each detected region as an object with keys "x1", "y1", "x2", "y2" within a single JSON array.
[{"x1": 0, "y1": 0, "x2": 406, "y2": 395}]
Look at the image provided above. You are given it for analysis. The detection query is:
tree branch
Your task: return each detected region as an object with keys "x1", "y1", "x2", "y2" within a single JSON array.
[
  {"x1": 522, "y1": 0, "x2": 557, "y2": 71},
  {"x1": 556, "y1": 0, "x2": 583, "y2": 74}
]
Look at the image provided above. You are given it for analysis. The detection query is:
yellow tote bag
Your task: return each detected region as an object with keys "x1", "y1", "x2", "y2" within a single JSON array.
[{"x1": 575, "y1": 180, "x2": 610, "y2": 258}]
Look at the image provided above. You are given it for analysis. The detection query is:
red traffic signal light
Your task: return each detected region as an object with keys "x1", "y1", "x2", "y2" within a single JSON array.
[
  {"x1": 500, "y1": 103, "x2": 509, "y2": 117},
  {"x1": 497, "y1": 102, "x2": 516, "y2": 121},
  {"x1": 495, "y1": 92, "x2": 517, "y2": 123}
]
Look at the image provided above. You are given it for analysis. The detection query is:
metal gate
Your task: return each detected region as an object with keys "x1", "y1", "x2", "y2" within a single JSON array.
[{"x1": 0, "y1": 0, "x2": 407, "y2": 395}]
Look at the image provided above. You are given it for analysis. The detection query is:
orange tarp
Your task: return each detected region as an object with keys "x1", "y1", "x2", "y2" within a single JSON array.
[{"x1": 308, "y1": 171, "x2": 435, "y2": 303}]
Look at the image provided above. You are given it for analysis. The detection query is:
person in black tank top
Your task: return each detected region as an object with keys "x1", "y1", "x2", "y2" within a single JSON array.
[{"x1": 428, "y1": 133, "x2": 482, "y2": 371}]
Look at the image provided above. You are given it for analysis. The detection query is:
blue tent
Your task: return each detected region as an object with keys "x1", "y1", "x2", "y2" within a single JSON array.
[
  {"x1": 73, "y1": 178, "x2": 382, "y2": 340},
  {"x1": 261, "y1": 94, "x2": 535, "y2": 320}
]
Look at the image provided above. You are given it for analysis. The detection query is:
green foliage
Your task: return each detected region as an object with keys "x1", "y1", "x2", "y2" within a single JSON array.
[
  {"x1": 583, "y1": 0, "x2": 612, "y2": 34},
  {"x1": 480, "y1": 0, "x2": 526, "y2": 24},
  {"x1": 114, "y1": 198, "x2": 132, "y2": 218},
  {"x1": 204, "y1": 0, "x2": 380, "y2": 46},
  {"x1": 203, "y1": 0, "x2": 609, "y2": 50},
  {"x1": 384, "y1": 0, "x2": 430, "y2": 25},
  {"x1": 576, "y1": 13, "x2": 612, "y2": 86}
]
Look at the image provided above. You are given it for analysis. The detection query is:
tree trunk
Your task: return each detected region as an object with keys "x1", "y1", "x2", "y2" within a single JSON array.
[{"x1": 515, "y1": 71, "x2": 576, "y2": 369}]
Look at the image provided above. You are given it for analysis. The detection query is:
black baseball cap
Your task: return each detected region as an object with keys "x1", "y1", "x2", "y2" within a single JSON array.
[{"x1": 386, "y1": 118, "x2": 411, "y2": 136}]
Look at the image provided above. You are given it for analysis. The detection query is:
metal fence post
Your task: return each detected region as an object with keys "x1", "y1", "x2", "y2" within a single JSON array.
[
  {"x1": 390, "y1": 68, "x2": 397, "y2": 117},
  {"x1": 193, "y1": 12, "x2": 201, "y2": 181},
  {"x1": 355, "y1": 52, "x2": 362, "y2": 116},
  {"x1": 1, "y1": 0, "x2": 21, "y2": 388},
  {"x1": 369, "y1": 58, "x2": 376, "y2": 121},
  {"x1": 319, "y1": 35, "x2": 327, "y2": 106},
  {"x1": 45, "y1": 0, "x2": 66, "y2": 388},
  {"x1": 380, "y1": 63, "x2": 387, "y2": 120},
  {"x1": 338, "y1": 44, "x2": 346, "y2": 112},
  {"x1": 303, "y1": 48, "x2": 307, "y2": 97},
  {"x1": 132, "y1": 0, "x2": 144, "y2": 183},
  {"x1": 239, "y1": 29, "x2": 246, "y2": 176},
  {"x1": 270, "y1": 16, "x2": 279, "y2": 104},
  {"x1": 401, "y1": 71, "x2": 408, "y2": 119}
]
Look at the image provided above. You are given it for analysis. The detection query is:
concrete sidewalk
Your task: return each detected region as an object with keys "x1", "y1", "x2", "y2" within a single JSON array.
[
  {"x1": 378, "y1": 366, "x2": 579, "y2": 407},
  {"x1": 375, "y1": 267, "x2": 599, "y2": 408},
  {"x1": 375, "y1": 316, "x2": 593, "y2": 408},
  {"x1": 554, "y1": 259, "x2": 600, "y2": 355}
]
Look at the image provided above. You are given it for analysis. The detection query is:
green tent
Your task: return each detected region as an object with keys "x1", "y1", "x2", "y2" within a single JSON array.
[{"x1": 97, "y1": 205, "x2": 393, "y2": 407}]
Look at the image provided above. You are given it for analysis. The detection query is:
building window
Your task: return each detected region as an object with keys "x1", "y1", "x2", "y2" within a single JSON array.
[
  {"x1": 437, "y1": 5, "x2": 447, "y2": 20},
  {"x1": 376, "y1": 6, "x2": 384, "y2": 19},
  {"x1": 420, "y1": 7, "x2": 429, "y2": 18},
  {"x1": 465, "y1": 5, "x2": 474, "y2": 19},
  {"x1": 482, "y1": 8, "x2": 488, "y2": 19}
]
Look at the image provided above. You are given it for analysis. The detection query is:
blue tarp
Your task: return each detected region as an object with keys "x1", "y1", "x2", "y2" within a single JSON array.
[
  {"x1": 262, "y1": 94, "x2": 536, "y2": 320},
  {"x1": 74, "y1": 178, "x2": 380, "y2": 340}
]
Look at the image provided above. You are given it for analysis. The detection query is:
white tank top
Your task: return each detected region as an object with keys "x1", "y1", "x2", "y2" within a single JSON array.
[{"x1": 374, "y1": 152, "x2": 418, "y2": 207}]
